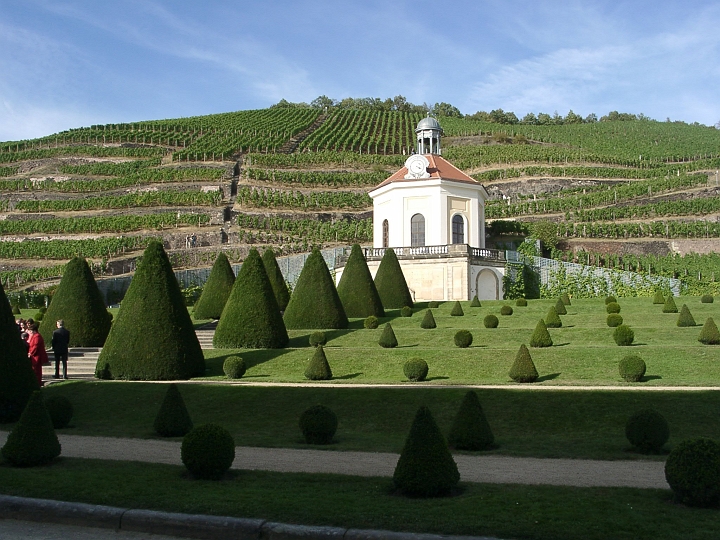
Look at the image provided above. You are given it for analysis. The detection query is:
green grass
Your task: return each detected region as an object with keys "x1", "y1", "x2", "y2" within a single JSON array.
[
  {"x1": 196, "y1": 297, "x2": 720, "y2": 386},
  {"x1": 0, "y1": 458, "x2": 717, "y2": 540},
  {"x1": 38, "y1": 382, "x2": 720, "y2": 460}
]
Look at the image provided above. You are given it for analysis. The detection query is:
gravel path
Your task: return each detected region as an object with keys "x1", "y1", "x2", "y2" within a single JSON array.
[{"x1": 0, "y1": 431, "x2": 669, "y2": 490}]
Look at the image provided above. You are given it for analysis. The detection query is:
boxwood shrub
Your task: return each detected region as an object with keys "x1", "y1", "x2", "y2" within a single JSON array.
[
  {"x1": 223, "y1": 356, "x2": 246, "y2": 379},
  {"x1": 44, "y1": 395, "x2": 73, "y2": 429},
  {"x1": 701, "y1": 294, "x2": 714, "y2": 304},
  {"x1": 181, "y1": 424, "x2": 235, "y2": 480},
  {"x1": 378, "y1": 323, "x2": 398, "y2": 348},
  {"x1": 698, "y1": 318, "x2": 720, "y2": 345},
  {"x1": 420, "y1": 310, "x2": 436, "y2": 329},
  {"x1": 613, "y1": 324, "x2": 635, "y2": 346},
  {"x1": 309, "y1": 331, "x2": 327, "y2": 347},
  {"x1": 619, "y1": 354, "x2": 646, "y2": 382},
  {"x1": 515, "y1": 298, "x2": 527, "y2": 307},
  {"x1": 154, "y1": 384, "x2": 193, "y2": 437},
  {"x1": 454, "y1": 330, "x2": 473, "y2": 348},
  {"x1": 626, "y1": 409, "x2": 669, "y2": 453},
  {"x1": 428, "y1": 301, "x2": 440, "y2": 308},
  {"x1": 299, "y1": 404, "x2": 337, "y2": 444},
  {"x1": 606, "y1": 302, "x2": 621, "y2": 314},
  {"x1": 653, "y1": 290, "x2": 665, "y2": 304},
  {"x1": 677, "y1": 304, "x2": 696, "y2": 327},
  {"x1": 665, "y1": 438, "x2": 720, "y2": 507},
  {"x1": 400, "y1": 306, "x2": 413, "y2": 317},
  {"x1": 605, "y1": 295, "x2": 617, "y2": 305},
  {"x1": 450, "y1": 301, "x2": 464, "y2": 316},
  {"x1": 403, "y1": 358, "x2": 429, "y2": 382},
  {"x1": 663, "y1": 296, "x2": 678, "y2": 313},
  {"x1": 500, "y1": 305, "x2": 513, "y2": 316},
  {"x1": 606, "y1": 313, "x2": 623, "y2": 327},
  {"x1": 364, "y1": 316, "x2": 379, "y2": 329},
  {"x1": 483, "y1": 314, "x2": 499, "y2": 329}
]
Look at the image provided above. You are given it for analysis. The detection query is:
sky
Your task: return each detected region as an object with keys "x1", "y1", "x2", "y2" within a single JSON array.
[{"x1": 2, "y1": 0, "x2": 719, "y2": 141}]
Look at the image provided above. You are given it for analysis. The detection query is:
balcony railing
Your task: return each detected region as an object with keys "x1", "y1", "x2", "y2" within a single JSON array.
[{"x1": 356, "y1": 244, "x2": 507, "y2": 263}]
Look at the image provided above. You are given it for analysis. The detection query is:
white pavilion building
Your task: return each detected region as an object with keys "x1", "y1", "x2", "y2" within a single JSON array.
[{"x1": 335, "y1": 117, "x2": 507, "y2": 301}]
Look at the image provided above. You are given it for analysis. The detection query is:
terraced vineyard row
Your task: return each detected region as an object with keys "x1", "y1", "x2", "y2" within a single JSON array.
[
  {"x1": 244, "y1": 168, "x2": 386, "y2": 187},
  {"x1": 237, "y1": 187, "x2": 370, "y2": 210},
  {"x1": 236, "y1": 214, "x2": 372, "y2": 243},
  {"x1": 0, "y1": 146, "x2": 164, "y2": 164},
  {"x1": 0, "y1": 236, "x2": 158, "y2": 259},
  {"x1": 13, "y1": 190, "x2": 222, "y2": 212}
]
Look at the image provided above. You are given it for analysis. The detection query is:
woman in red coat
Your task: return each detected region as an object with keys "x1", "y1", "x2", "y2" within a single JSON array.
[{"x1": 27, "y1": 323, "x2": 48, "y2": 386}]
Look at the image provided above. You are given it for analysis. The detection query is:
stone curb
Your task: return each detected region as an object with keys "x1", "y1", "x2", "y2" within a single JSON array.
[{"x1": 0, "y1": 494, "x2": 500, "y2": 540}]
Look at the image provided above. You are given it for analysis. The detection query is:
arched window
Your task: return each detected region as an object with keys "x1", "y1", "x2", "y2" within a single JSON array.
[
  {"x1": 452, "y1": 214, "x2": 465, "y2": 244},
  {"x1": 411, "y1": 214, "x2": 425, "y2": 247},
  {"x1": 382, "y1": 219, "x2": 389, "y2": 248}
]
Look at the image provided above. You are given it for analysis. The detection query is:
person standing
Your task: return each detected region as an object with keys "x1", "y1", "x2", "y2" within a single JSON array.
[
  {"x1": 52, "y1": 319, "x2": 71, "y2": 380},
  {"x1": 27, "y1": 323, "x2": 48, "y2": 386}
]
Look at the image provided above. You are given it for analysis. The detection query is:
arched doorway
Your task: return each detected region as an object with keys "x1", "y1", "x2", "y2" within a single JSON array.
[
  {"x1": 451, "y1": 214, "x2": 465, "y2": 244},
  {"x1": 411, "y1": 214, "x2": 425, "y2": 247},
  {"x1": 476, "y1": 269, "x2": 499, "y2": 300}
]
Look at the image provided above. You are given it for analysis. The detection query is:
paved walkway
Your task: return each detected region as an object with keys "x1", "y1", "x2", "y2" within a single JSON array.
[{"x1": 0, "y1": 431, "x2": 669, "y2": 490}]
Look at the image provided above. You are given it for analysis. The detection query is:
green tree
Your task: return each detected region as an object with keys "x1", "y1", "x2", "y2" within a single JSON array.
[
  {"x1": 192, "y1": 253, "x2": 235, "y2": 320},
  {"x1": 95, "y1": 241, "x2": 205, "y2": 380},
  {"x1": 374, "y1": 248, "x2": 413, "y2": 309},
  {"x1": 1, "y1": 391, "x2": 60, "y2": 466},
  {"x1": 262, "y1": 248, "x2": 291, "y2": 312},
  {"x1": 509, "y1": 344, "x2": 539, "y2": 382},
  {"x1": 39, "y1": 257, "x2": 111, "y2": 347},
  {"x1": 214, "y1": 248, "x2": 288, "y2": 348},
  {"x1": 153, "y1": 384, "x2": 193, "y2": 437},
  {"x1": 336, "y1": 244, "x2": 385, "y2": 318},
  {"x1": 447, "y1": 390, "x2": 495, "y2": 450}
]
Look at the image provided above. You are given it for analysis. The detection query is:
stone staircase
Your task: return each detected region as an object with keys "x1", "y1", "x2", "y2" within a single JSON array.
[
  {"x1": 276, "y1": 114, "x2": 327, "y2": 154},
  {"x1": 195, "y1": 320, "x2": 217, "y2": 350}
]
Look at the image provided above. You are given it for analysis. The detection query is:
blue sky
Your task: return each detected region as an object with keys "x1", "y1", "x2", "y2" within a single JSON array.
[{"x1": 2, "y1": 0, "x2": 719, "y2": 141}]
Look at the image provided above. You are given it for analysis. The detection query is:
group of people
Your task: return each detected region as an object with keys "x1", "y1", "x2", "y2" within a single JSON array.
[{"x1": 15, "y1": 318, "x2": 71, "y2": 386}]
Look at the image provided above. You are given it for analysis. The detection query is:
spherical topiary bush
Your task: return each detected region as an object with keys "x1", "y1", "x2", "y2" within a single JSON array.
[
  {"x1": 364, "y1": 315, "x2": 379, "y2": 329},
  {"x1": 663, "y1": 296, "x2": 678, "y2": 313},
  {"x1": 677, "y1": 304, "x2": 696, "y2": 327},
  {"x1": 500, "y1": 305, "x2": 513, "y2": 316},
  {"x1": 607, "y1": 313, "x2": 623, "y2": 327},
  {"x1": 665, "y1": 438, "x2": 720, "y2": 507},
  {"x1": 33, "y1": 312, "x2": 44, "y2": 321},
  {"x1": 299, "y1": 404, "x2": 337, "y2": 444},
  {"x1": 613, "y1": 324, "x2": 635, "y2": 346},
  {"x1": 454, "y1": 330, "x2": 473, "y2": 348},
  {"x1": 401, "y1": 306, "x2": 413, "y2": 317},
  {"x1": 420, "y1": 310, "x2": 436, "y2": 329},
  {"x1": 403, "y1": 358, "x2": 429, "y2": 382},
  {"x1": 515, "y1": 298, "x2": 527, "y2": 307},
  {"x1": 378, "y1": 323, "x2": 398, "y2": 348},
  {"x1": 626, "y1": 409, "x2": 669, "y2": 453},
  {"x1": 309, "y1": 331, "x2": 327, "y2": 347},
  {"x1": 652, "y1": 290, "x2": 665, "y2": 304},
  {"x1": 483, "y1": 314, "x2": 499, "y2": 329},
  {"x1": 44, "y1": 395, "x2": 73, "y2": 429},
  {"x1": 701, "y1": 294, "x2": 714, "y2": 304},
  {"x1": 606, "y1": 302, "x2": 621, "y2": 314},
  {"x1": 619, "y1": 354, "x2": 646, "y2": 382},
  {"x1": 450, "y1": 301, "x2": 464, "y2": 317},
  {"x1": 698, "y1": 318, "x2": 720, "y2": 345},
  {"x1": 428, "y1": 301, "x2": 440, "y2": 309},
  {"x1": 181, "y1": 424, "x2": 235, "y2": 480},
  {"x1": 223, "y1": 356, "x2": 246, "y2": 379},
  {"x1": 605, "y1": 295, "x2": 617, "y2": 305}
]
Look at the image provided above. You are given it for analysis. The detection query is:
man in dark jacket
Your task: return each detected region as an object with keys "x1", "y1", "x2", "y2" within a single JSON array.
[{"x1": 51, "y1": 319, "x2": 71, "y2": 379}]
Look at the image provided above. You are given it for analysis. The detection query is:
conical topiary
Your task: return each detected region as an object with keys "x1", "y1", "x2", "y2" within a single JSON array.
[
  {"x1": 529, "y1": 319, "x2": 553, "y2": 348},
  {"x1": 1, "y1": 391, "x2": 60, "y2": 466},
  {"x1": 509, "y1": 344, "x2": 539, "y2": 382},
  {"x1": 192, "y1": 252, "x2": 235, "y2": 320},
  {"x1": 677, "y1": 304, "x2": 696, "y2": 327},
  {"x1": 554, "y1": 297, "x2": 567, "y2": 315},
  {"x1": 450, "y1": 301, "x2": 464, "y2": 316},
  {"x1": 663, "y1": 296, "x2": 678, "y2": 313},
  {"x1": 153, "y1": 384, "x2": 193, "y2": 437},
  {"x1": 336, "y1": 244, "x2": 385, "y2": 318},
  {"x1": 653, "y1": 291, "x2": 665, "y2": 304},
  {"x1": 447, "y1": 390, "x2": 495, "y2": 450},
  {"x1": 420, "y1": 309, "x2": 437, "y2": 329},
  {"x1": 95, "y1": 241, "x2": 205, "y2": 381},
  {"x1": 262, "y1": 248, "x2": 291, "y2": 312},
  {"x1": 544, "y1": 306, "x2": 562, "y2": 328},
  {"x1": 698, "y1": 318, "x2": 720, "y2": 345},
  {"x1": 304, "y1": 345, "x2": 333, "y2": 380},
  {"x1": 283, "y1": 250, "x2": 348, "y2": 329},
  {"x1": 39, "y1": 257, "x2": 112, "y2": 347},
  {"x1": 214, "y1": 248, "x2": 289, "y2": 349},
  {"x1": 561, "y1": 292, "x2": 571, "y2": 306},
  {"x1": 378, "y1": 323, "x2": 398, "y2": 348},
  {"x1": 393, "y1": 406, "x2": 460, "y2": 497},
  {"x1": 470, "y1": 296, "x2": 481, "y2": 307},
  {"x1": 374, "y1": 248, "x2": 413, "y2": 309},
  {"x1": 0, "y1": 281, "x2": 39, "y2": 423}
]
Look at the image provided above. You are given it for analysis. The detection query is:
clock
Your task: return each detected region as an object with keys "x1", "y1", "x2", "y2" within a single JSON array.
[{"x1": 404, "y1": 154, "x2": 430, "y2": 179}]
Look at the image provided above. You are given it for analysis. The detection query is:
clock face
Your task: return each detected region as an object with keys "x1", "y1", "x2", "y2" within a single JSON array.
[
  {"x1": 405, "y1": 155, "x2": 429, "y2": 178},
  {"x1": 410, "y1": 159, "x2": 425, "y2": 175}
]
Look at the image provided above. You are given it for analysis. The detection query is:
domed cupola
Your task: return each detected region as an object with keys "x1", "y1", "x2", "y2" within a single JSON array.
[{"x1": 415, "y1": 116, "x2": 443, "y2": 155}]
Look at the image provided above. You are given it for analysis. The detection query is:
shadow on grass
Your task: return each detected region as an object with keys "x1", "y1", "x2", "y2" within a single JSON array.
[
  {"x1": 334, "y1": 372, "x2": 363, "y2": 380},
  {"x1": 426, "y1": 376, "x2": 450, "y2": 381},
  {"x1": 536, "y1": 373, "x2": 561, "y2": 382},
  {"x1": 553, "y1": 342, "x2": 571, "y2": 347},
  {"x1": 643, "y1": 375, "x2": 663, "y2": 381},
  {"x1": 396, "y1": 344, "x2": 419, "y2": 348}
]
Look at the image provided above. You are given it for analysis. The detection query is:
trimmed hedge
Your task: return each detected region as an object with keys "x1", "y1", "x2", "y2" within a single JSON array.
[
  {"x1": 653, "y1": 290, "x2": 666, "y2": 304},
  {"x1": 500, "y1": 305, "x2": 513, "y2": 316},
  {"x1": 1, "y1": 391, "x2": 60, "y2": 466},
  {"x1": 509, "y1": 344, "x2": 539, "y2": 383},
  {"x1": 447, "y1": 390, "x2": 495, "y2": 451},
  {"x1": 214, "y1": 248, "x2": 288, "y2": 349},
  {"x1": 605, "y1": 295, "x2": 617, "y2": 305},
  {"x1": 677, "y1": 304, "x2": 696, "y2": 327},
  {"x1": 561, "y1": 293, "x2": 571, "y2": 306},
  {"x1": 698, "y1": 318, "x2": 720, "y2": 345},
  {"x1": 305, "y1": 345, "x2": 333, "y2": 380},
  {"x1": 554, "y1": 298, "x2": 567, "y2": 315},
  {"x1": 299, "y1": 404, "x2": 337, "y2": 444},
  {"x1": 619, "y1": 354, "x2": 646, "y2": 382},
  {"x1": 401, "y1": 306, "x2": 413, "y2": 317},
  {"x1": 393, "y1": 406, "x2": 459, "y2": 497},
  {"x1": 364, "y1": 316, "x2": 379, "y2": 329},
  {"x1": 606, "y1": 302, "x2": 621, "y2": 314},
  {"x1": 428, "y1": 301, "x2": 440, "y2": 309},
  {"x1": 516, "y1": 298, "x2": 528, "y2": 307},
  {"x1": 283, "y1": 250, "x2": 348, "y2": 329},
  {"x1": 663, "y1": 296, "x2": 678, "y2": 313},
  {"x1": 529, "y1": 319, "x2": 552, "y2": 348},
  {"x1": 701, "y1": 294, "x2": 714, "y2": 304},
  {"x1": 665, "y1": 438, "x2": 720, "y2": 507},
  {"x1": 39, "y1": 257, "x2": 112, "y2": 347},
  {"x1": 378, "y1": 323, "x2": 398, "y2": 348},
  {"x1": 544, "y1": 306, "x2": 562, "y2": 328},
  {"x1": 420, "y1": 310, "x2": 436, "y2": 329},
  {"x1": 483, "y1": 314, "x2": 499, "y2": 329},
  {"x1": 44, "y1": 395, "x2": 73, "y2": 429},
  {"x1": 309, "y1": 331, "x2": 327, "y2": 347},
  {"x1": 607, "y1": 313, "x2": 623, "y2": 327},
  {"x1": 613, "y1": 325, "x2": 635, "y2": 346},
  {"x1": 181, "y1": 424, "x2": 235, "y2": 480},
  {"x1": 153, "y1": 384, "x2": 193, "y2": 437},
  {"x1": 470, "y1": 296, "x2": 481, "y2": 307},
  {"x1": 96, "y1": 242, "x2": 205, "y2": 381},
  {"x1": 454, "y1": 330, "x2": 473, "y2": 348},
  {"x1": 403, "y1": 358, "x2": 429, "y2": 382},
  {"x1": 223, "y1": 356, "x2": 246, "y2": 379},
  {"x1": 626, "y1": 409, "x2": 669, "y2": 453},
  {"x1": 336, "y1": 244, "x2": 385, "y2": 318},
  {"x1": 0, "y1": 281, "x2": 39, "y2": 423},
  {"x1": 262, "y1": 248, "x2": 291, "y2": 312},
  {"x1": 192, "y1": 252, "x2": 235, "y2": 320},
  {"x1": 450, "y1": 301, "x2": 464, "y2": 316},
  {"x1": 374, "y1": 248, "x2": 413, "y2": 309}
]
